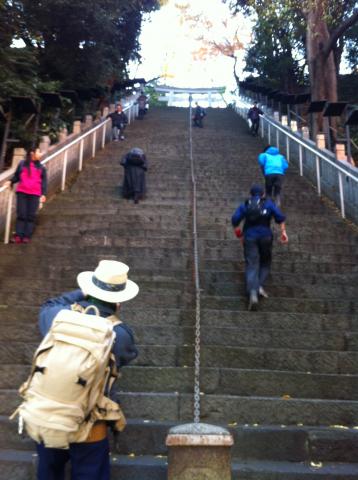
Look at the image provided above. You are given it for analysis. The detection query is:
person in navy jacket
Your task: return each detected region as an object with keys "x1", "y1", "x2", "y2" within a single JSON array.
[
  {"x1": 6, "y1": 148, "x2": 47, "y2": 243},
  {"x1": 232, "y1": 185, "x2": 288, "y2": 311},
  {"x1": 258, "y1": 145, "x2": 288, "y2": 206},
  {"x1": 37, "y1": 259, "x2": 138, "y2": 480}
]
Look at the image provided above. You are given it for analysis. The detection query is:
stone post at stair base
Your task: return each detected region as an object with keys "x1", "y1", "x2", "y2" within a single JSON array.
[
  {"x1": 11, "y1": 148, "x2": 26, "y2": 169},
  {"x1": 316, "y1": 133, "x2": 326, "y2": 150},
  {"x1": 166, "y1": 423, "x2": 233, "y2": 480}
]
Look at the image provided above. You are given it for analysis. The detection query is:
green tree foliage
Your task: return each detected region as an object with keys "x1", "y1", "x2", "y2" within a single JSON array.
[
  {"x1": 244, "y1": 12, "x2": 306, "y2": 91},
  {"x1": 225, "y1": 0, "x2": 358, "y2": 101},
  {"x1": 0, "y1": 0, "x2": 161, "y2": 97}
]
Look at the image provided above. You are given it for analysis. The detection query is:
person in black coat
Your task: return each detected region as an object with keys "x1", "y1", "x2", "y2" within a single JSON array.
[
  {"x1": 107, "y1": 104, "x2": 128, "y2": 141},
  {"x1": 120, "y1": 148, "x2": 147, "y2": 204}
]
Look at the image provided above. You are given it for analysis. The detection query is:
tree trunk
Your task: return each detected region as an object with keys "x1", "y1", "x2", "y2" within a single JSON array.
[{"x1": 306, "y1": 2, "x2": 338, "y2": 136}]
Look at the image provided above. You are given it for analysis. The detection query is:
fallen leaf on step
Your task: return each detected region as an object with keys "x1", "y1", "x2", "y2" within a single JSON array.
[
  {"x1": 227, "y1": 422, "x2": 237, "y2": 427},
  {"x1": 330, "y1": 425, "x2": 349, "y2": 429},
  {"x1": 310, "y1": 461, "x2": 323, "y2": 468},
  {"x1": 128, "y1": 453, "x2": 136, "y2": 458},
  {"x1": 282, "y1": 394, "x2": 291, "y2": 400}
]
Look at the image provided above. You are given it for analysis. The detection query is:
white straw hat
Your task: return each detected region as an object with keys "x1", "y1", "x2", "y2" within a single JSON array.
[{"x1": 77, "y1": 260, "x2": 139, "y2": 303}]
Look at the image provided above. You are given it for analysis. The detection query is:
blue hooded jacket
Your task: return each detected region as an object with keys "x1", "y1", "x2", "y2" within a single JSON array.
[{"x1": 258, "y1": 146, "x2": 288, "y2": 176}]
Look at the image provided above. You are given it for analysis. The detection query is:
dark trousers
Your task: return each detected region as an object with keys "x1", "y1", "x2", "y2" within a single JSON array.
[
  {"x1": 265, "y1": 174, "x2": 283, "y2": 198},
  {"x1": 16, "y1": 192, "x2": 40, "y2": 239},
  {"x1": 36, "y1": 438, "x2": 110, "y2": 480},
  {"x1": 193, "y1": 116, "x2": 203, "y2": 128},
  {"x1": 250, "y1": 119, "x2": 260, "y2": 135},
  {"x1": 244, "y1": 236, "x2": 273, "y2": 294}
]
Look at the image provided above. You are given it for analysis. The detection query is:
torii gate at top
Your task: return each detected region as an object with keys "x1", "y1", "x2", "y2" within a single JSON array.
[{"x1": 154, "y1": 85, "x2": 226, "y2": 107}]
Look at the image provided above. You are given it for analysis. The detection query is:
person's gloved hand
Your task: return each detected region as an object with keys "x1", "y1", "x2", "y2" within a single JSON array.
[
  {"x1": 280, "y1": 230, "x2": 288, "y2": 244},
  {"x1": 234, "y1": 227, "x2": 243, "y2": 238}
]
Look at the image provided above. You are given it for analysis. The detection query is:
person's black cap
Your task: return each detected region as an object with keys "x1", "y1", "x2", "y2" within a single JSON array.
[{"x1": 250, "y1": 184, "x2": 264, "y2": 196}]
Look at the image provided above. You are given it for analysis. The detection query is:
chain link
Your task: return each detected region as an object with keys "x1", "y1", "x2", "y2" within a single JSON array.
[{"x1": 189, "y1": 98, "x2": 201, "y2": 423}]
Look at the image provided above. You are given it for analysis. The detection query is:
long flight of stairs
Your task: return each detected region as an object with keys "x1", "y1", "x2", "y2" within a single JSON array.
[{"x1": 0, "y1": 107, "x2": 357, "y2": 479}]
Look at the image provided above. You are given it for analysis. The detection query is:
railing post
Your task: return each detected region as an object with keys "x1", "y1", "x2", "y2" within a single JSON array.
[
  {"x1": 4, "y1": 189, "x2": 14, "y2": 244},
  {"x1": 338, "y1": 172, "x2": 345, "y2": 218},
  {"x1": 79, "y1": 140, "x2": 84, "y2": 171},
  {"x1": 101, "y1": 122, "x2": 106, "y2": 149},
  {"x1": 268, "y1": 123, "x2": 271, "y2": 144},
  {"x1": 92, "y1": 131, "x2": 96, "y2": 158},
  {"x1": 128, "y1": 107, "x2": 131, "y2": 125},
  {"x1": 315, "y1": 155, "x2": 321, "y2": 196},
  {"x1": 286, "y1": 136, "x2": 290, "y2": 162},
  {"x1": 299, "y1": 144, "x2": 303, "y2": 176},
  {"x1": 276, "y1": 128, "x2": 279, "y2": 148},
  {"x1": 260, "y1": 117, "x2": 264, "y2": 138},
  {"x1": 61, "y1": 150, "x2": 68, "y2": 191}
]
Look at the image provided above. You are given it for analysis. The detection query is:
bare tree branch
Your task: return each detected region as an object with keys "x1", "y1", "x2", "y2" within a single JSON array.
[{"x1": 323, "y1": 8, "x2": 358, "y2": 59}]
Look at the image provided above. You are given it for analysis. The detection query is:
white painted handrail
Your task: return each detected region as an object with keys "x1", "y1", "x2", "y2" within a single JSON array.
[
  {"x1": 0, "y1": 95, "x2": 139, "y2": 243},
  {"x1": 235, "y1": 97, "x2": 358, "y2": 221}
]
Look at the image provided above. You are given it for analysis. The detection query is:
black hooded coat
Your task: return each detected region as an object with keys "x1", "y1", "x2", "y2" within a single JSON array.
[{"x1": 120, "y1": 148, "x2": 147, "y2": 200}]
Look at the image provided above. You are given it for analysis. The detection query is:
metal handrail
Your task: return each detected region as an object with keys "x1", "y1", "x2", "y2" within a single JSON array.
[
  {"x1": 189, "y1": 97, "x2": 202, "y2": 424},
  {"x1": 235, "y1": 97, "x2": 358, "y2": 220},
  {"x1": 0, "y1": 95, "x2": 140, "y2": 243}
]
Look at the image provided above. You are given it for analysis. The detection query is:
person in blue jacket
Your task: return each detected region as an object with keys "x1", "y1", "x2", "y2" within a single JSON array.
[
  {"x1": 258, "y1": 145, "x2": 288, "y2": 206},
  {"x1": 37, "y1": 259, "x2": 139, "y2": 480},
  {"x1": 232, "y1": 185, "x2": 288, "y2": 311}
]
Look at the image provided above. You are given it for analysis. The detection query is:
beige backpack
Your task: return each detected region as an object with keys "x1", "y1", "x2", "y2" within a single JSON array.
[{"x1": 11, "y1": 304, "x2": 126, "y2": 449}]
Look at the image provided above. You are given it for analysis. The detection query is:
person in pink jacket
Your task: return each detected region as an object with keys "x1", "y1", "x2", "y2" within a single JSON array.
[{"x1": 6, "y1": 148, "x2": 47, "y2": 243}]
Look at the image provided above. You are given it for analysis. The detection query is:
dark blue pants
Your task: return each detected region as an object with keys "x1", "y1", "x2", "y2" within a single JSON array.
[
  {"x1": 250, "y1": 119, "x2": 260, "y2": 135},
  {"x1": 16, "y1": 192, "x2": 40, "y2": 239},
  {"x1": 36, "y1": 438, "x2": 110, "y2": 480},
  {"x1": 244, "y1": 236, "x2": 273, "y2": 294}
]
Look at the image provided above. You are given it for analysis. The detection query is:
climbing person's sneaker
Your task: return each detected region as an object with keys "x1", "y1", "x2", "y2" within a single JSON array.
[
  {"x1": 248, "y1": 290, "x2": 258, "y2": 311},
  {"x1": 259, "y1": 286, "x2": 269, "y2": 298},
  {"x1": 10, "y1": 234, "x2": 22, "y2": 244}
]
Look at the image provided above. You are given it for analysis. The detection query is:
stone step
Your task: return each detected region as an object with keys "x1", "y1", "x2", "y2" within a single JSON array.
[
  {"x1": 3, "y1": 305, "x2": 357, "y2": 332},
  {"x1": 2, "y1": 390, "x2": 358, "y2": 425},
  {"x1": 1, "y1": 365, "x2": 356, "y2": 401},
  {"x1": 2, "y1": 417, "x2": 358, "y2": 464},
  {"x1": 4, "y1": 448, "x2": 358, "y2": 480},
  {"x1": 3, "y1": 341, "x2": 358, "y2": 375},
  {"x1": 201, "y1": 294, "x2": 357, "y2": 314},
  {"x1": 205, "y1": 282, "x2": 356, "y2": 299}
]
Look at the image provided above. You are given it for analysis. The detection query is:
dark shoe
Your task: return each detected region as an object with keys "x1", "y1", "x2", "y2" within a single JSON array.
[
  {"x1": 248, "y1": 290, "x2": 258, "y2": 311},
  {"x1": 259, "y1": 286, "x2": 269, "y2": 298},
  {"x1": 10, "y1": 234, "x2": 22, "y2": 244},
  {"x1": 22, "y1": 237, "x2": 31, "y2": 244}
]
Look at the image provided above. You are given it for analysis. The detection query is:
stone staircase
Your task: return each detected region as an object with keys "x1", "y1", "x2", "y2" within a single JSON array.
[{"x1": 0, "y1": 106, "x2": 358, "y2": 479}]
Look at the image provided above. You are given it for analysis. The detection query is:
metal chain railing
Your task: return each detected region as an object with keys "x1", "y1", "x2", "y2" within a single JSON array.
[{"x1": 189, "y1": 97, "x2": 201, "y2": 423}]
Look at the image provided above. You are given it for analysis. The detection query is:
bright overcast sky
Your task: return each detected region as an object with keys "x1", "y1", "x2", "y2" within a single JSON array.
[{"x1": 130, "y1": 0, "x2": 252, "y2": 90}]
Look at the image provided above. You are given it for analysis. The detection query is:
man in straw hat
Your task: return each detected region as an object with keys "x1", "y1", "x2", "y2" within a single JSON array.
[{"x1": 36, "y1": 259, "x2": 139, "y2": 480}]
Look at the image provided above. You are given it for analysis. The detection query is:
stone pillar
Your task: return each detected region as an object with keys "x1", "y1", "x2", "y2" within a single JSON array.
[
  {"x1": 208, "y1": 92, "x2": 212, "y2": 107},
  {"x1": 290, "y1": 120, "x2": 298, "y2": 132},
  {"x1": 11, "y1": 148, "x2": 26, "y2": 169},
  {"x1": 281, "y1": 115, "x2": 288, "y2": 126},
  {"x1": 316, "y1": 133, "x2": 326, "y2": 150},
  {"x1": 58, "y1": 127, "x2": 68, "y2": 143},
  {"x1": 302, "y1": 126, "x2": 310, "y2": 140},
  {"x1": 166, "y1": 423, "x2": 233, "y2": 480},
  {"x1": 84, "y1": 115, "x2": 93, "y2": 128},
  {"x1": 73, "y1": 120, "x2": 82, "y2": 135},
  {"x1": 335, "y1": 143, "x2": 347, "y2": 162},
  {"x1": 273, "y1": 111, "x2": 280, "y2": 122},
  {"x1": 39, "y1": 136, "x2": 51, "y2": 154}
]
